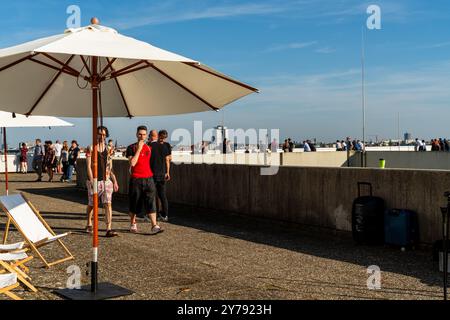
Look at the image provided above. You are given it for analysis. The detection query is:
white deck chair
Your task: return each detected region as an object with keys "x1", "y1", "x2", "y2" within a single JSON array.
[
  {"x1": 0, "y1": 251, "x2": 37, "y2": 292},
  {"x1": 0, "y1": 193, "x2": 74, "y2": 268},
  {"x1": 0, "y1": 273, "x2": 21, "y2": 300},
  {"x1": 0, "y1": 242, "x2": 32, "y2": 273},
  {"x1": 0, "y1": 241, "x2": 25, "y2": 253}
]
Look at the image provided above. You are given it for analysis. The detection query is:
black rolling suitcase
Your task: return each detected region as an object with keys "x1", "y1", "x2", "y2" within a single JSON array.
[{"x1": 352, "y1": 182, "x2": 385, "y2": 245}]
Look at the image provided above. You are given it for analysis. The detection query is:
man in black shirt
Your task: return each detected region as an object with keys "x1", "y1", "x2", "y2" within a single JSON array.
[
  {"x1": 149, "y1": 130, "x2": 172, "y2": 222},
  {"x1": 67, "y1": 140, "x2": 80, "y2": 182}
]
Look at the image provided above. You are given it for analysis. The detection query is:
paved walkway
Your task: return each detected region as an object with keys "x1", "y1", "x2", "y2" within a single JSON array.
[{"x1": 0, "y1": 173, "x2": 444, "y2": 300}]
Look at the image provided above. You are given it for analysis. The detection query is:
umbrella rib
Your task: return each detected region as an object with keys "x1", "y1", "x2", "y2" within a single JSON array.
[
  {"x1": 26, "y1": 55, "x2": 75, "y2": 116},
  {"x1": 107, "y1": 64, "x2": 152, "y2": 80},
  {"x1": 40, "y1": 53, "x2": 80, "y2": 76},
  {"x1": 182, "y1": 62, "x2": 259, "y2": 93},
  {"x1": 145, "y1": 62, "x2": 219, "y2": 112},
  {"x1": 0, "y1": 53, "x2": 37, "y2": 73},
  {"x1": 28, "y1": 57, "x2": 79, "y2": 78},
  {"x1": 110, "y1": 60, "x2": 146, "y2": 76},
  {"x1": 100, "y1": 58, "x2": 116, "y2": 77},
  {"x1": 106, "y1": 60, "x2": 151, "y2": 80},
  {"x1": 105, "y1": 58, "x2": 133, "y2": 118}
]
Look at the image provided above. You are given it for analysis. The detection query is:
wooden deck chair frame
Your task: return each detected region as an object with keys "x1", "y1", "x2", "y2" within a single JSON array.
[
  {"x1": 1, "y1": 193, "x2": 74, "y2": 268},
  {"x1": 0, "y1": 278, "x2": 21, "y2": 300},
  {"x1": 0, "y1": 257, "x2": 37, "y2": 293}
]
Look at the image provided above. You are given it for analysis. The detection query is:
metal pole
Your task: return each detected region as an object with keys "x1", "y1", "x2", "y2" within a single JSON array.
[
  {"x1": 444, "y1": 193, "x2": 449, "y2": 300},
  {"x1": 398, "y1": 112, "x2": 400, "y2": 151},
  {"x1": 91, "y1": 55, "x2": 99, "y2": 293},
  {"x1": 3, "y1": 127, "x2": 8, "y2": 196},
  {"x1": 361, "y1": 26, "x2": 366, "y2": 167}
]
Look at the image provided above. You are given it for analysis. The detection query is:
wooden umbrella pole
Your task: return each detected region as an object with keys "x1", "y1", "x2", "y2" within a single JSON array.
[
  {"x1": 3, "y1": 127, "x2": 8, "y2": 196},
  {"x1": 91, "y1": 55, "x2": 99, "y2": 293}
]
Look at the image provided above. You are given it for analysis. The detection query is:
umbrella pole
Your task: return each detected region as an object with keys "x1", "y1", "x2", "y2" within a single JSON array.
[
  {"x1": 91, "y1": 56, "x2": 99, "y2": 293},
  {"x1": 55, "y1": 54, "x2": 132, "y2": 298},
  {"x1": 3, "y1": 127, "x2": 8, "y2": 196}
]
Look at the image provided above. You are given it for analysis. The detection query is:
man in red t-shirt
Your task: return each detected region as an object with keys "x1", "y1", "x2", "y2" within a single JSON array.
[{"x1": 126, "y1": 126, "x2": 162, "y2": 234}]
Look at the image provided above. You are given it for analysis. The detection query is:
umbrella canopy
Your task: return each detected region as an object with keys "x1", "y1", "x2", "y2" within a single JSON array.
[
  {"x1": 0, "y1": 111, "x2": 73, "y2": 127},
  {"x1": 0, "y1": 19, "x2": 257, "y2": 298},
  {"x1": 0, "y1": 24, "x2": 257, "y2": 118},
  {"x1": 1, "y1": 111, "x2": 73, "y2": 195}
]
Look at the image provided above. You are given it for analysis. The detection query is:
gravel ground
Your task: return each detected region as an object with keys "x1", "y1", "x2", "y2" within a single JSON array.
[{"x1": 0, "y1": 173, "x2": 444, "y2": 300}]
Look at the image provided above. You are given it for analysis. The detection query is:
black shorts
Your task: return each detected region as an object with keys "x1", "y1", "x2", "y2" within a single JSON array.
[{"x1": 128, "y1": 177, "x2": 156, "y2": 215}]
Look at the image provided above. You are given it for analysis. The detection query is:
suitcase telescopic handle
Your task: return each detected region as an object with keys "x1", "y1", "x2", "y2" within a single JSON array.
[{"x1": 358, "y1": 182, "x2": 373, "y2": 197}]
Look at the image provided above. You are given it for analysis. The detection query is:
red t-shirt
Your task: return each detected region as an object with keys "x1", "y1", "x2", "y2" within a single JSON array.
[{"x1": 126, "y1": 143, "x2": 153, "y2": 179}]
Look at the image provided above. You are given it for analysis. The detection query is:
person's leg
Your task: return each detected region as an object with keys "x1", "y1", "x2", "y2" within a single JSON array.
[
  {"x1": 145, "y1": 178, "x2": 161, "y2": 233},
  {"x1": 102, "y1": 181, "x2": 117, "y2": 236},
  {"x1": 156, "y1": 180, "x2": 169, "y2": 220},
  {"x1": 128, "y1": 178, "x2": 139, "y2": 232},
  {"x1": 37, "y1": 160, "x2": 43, "y2": 180},
  {"x1": 24, "y1": 161, "x2": 28, "y2": 173},
  {"x1": 48, "y1": 165, "x2": 53, "y2": 181},
  {"x1": 57, "y1": 157, "x2": 62, "y2": 174},
  {"x1": 148, "y1": 211, "x2": 157, "y2": 228},
  {"x1": 105, "y1": 204, "x2": 112, "y2": 231},
  {"x1": 67, "y1": 165, "x2": 73, "y2": 181},
  {"x1": 86, "y1": 205, "x2": 93, "y2": 228},
  {"x1": 63, "y1": 162, "x2": 69, "y2": 180},
  {"x1": 85, "y1": 180, "x2": 94, "y2": 232}
]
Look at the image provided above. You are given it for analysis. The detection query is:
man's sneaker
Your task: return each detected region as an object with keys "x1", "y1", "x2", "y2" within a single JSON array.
[
  {"x1": 150, "y1": 225, "x2": 163, "y2": 235},
  {"x1": 158, "y1": 214, "x2": 169, "y2": 222},
  {"x1": 130, "y1": 224, "x2": 138, "y2": 233}
]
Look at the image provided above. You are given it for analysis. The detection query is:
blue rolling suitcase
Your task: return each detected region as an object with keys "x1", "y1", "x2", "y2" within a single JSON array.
[{"x1": 384, "y1": 209, "x2": 419, "y2": 249}]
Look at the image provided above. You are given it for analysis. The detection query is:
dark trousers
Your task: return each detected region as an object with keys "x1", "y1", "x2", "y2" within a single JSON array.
[
  {"x1": 61, "y1": 161, "x2": 69, "y2": 180},
  {"x1": 155, "y1": 178, "x2": 169, "y2": 218},
  {"x1": 33, "y1": 159, "x2": 43, "y2": 179}
]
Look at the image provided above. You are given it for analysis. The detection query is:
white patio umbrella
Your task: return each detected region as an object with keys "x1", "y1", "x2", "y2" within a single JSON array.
[
  {"x1": 0, "y1": 18, "x2": 257, "y2": 299},
  {"x1": 0, "y1": 111, "x2": 73, "y2": 195}
]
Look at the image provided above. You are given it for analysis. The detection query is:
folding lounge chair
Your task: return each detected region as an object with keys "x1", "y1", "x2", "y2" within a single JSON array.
[
  {"x1": 0, "y1": 193, "x2": 74, "y2": 268},
  {"x1": 0, "y1": 242, "x2": 31, "y2": 273},
  {"x1": 0, "y1": 273, "x2": 21, "y2": 300},
  {"x1": 0, "y1": 251, "x2": 37, "y2": 293}
]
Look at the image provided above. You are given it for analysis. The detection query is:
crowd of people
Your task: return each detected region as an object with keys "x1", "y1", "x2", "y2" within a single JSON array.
[
  {"x1": 416, "y1": 138, "x2": 450, "y2": 152},
  {"x1": 29, "y1": 139, "x2": 80, "y2": 182},
  {"x1": 21, "y1": 125, "x2": 171, "y2": 237},
  {"x1": 336, "y1": 138, "x2": 364, "y2": 152}
]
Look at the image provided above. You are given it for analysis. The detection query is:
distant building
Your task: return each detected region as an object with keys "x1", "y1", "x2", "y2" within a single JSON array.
[{"x1": 404, "y1": 132, "x2": 413, "y2": 143}]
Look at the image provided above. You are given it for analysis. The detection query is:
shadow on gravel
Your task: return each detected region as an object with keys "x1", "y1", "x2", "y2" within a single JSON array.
[{"x1": 17, "y1": 186, "x2": 443, "y2": 297}]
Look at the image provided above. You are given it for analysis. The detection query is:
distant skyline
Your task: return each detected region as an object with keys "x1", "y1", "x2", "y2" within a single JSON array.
[{"x1": 2, "y1": 0, "x2": 450, "y2": 147}]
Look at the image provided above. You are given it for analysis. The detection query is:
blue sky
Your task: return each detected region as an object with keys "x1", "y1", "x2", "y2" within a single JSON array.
[{"x1": 2, "y1": 0, "x2": 450, "y2": 147}]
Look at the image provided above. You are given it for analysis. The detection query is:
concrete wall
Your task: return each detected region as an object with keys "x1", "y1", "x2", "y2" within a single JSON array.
[
  {"x1": 76, "y1": 159, "x2": 450, "y2": 244},
  {"x1": 281, "y1": 151, "x2": 357, "y2": 167},
  {"x1": 0, "y1": 154, "x2": 33, "y2": 173},
  {"x1": 360, "y1": 151, "x2": 450, "y2": 170},
  {"x1": 172, "y1": 153, "x2": 279, "y2": 166},
  {"x1": 171, "y1": 152, "x2": 356, "y2": 167}
]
